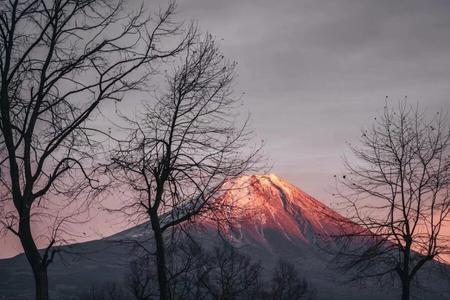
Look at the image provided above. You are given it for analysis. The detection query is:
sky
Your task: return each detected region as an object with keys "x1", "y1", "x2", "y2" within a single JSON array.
[
  {"x1": 173, "y1": 0, "x2": 450, "y2": 204},
  {"x1": 2, "y1": 0, "x2": 450, "y2": 258}
]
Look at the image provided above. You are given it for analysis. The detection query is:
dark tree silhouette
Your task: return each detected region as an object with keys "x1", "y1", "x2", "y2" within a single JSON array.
[
  {"x1": 79, "y1": 240, "x2": 314, "y2": 300},
  {"x1": 0, "y1": 1, "x2": 193, "y2": 299},
  {"x1": 122, "y1": 240, "x2": 264, "y2": 300},
  {"x1": 334, "y1": 101, "x2": 450, "y2": 300},
  {"x1": 108, "y1": 33, "x2": 261, "y2": 300},
  {"x1": 77, "y1": 282, "x2": 127, "y2": 300},
  {"x1": 165, "y1": 240, "x2": 211, "y2": 300},
  {"x1": 268, "y1": 260, "x2": 311, "y2": 300},
  {"x1": 127, "y1": 255, "x2": 158, "y2": 300},
  {"x1": 202, "y1": 243, "x2": 263, "y2": 300},
  {"x1": 124, "y1": 239, "x2": 211, "y2": 300}
]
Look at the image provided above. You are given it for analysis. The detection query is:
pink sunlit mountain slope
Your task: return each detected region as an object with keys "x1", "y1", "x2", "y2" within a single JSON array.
[{"x1": 214, "y1": 174, "x2": 346, "y2": 244}]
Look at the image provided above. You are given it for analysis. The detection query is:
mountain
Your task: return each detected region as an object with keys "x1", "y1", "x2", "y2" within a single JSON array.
[
  {"x1": 213, "y1": 174, "x2": 346, "y2": 245},
  {"x1": 0, "y1": 174, "x2": 448, "y2": 299}
]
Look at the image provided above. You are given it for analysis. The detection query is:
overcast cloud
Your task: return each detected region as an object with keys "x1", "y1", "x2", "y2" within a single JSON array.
[{"x1": 173, "y1": 0, "x2": 450, "y2": 204}]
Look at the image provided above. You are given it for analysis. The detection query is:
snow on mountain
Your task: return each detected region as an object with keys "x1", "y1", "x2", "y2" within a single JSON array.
[{"x1": 215, "y1": 174, "x2": 345, "y2": 243}]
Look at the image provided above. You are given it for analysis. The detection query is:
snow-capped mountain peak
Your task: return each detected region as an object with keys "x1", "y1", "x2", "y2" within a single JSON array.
[{"x1": 216, "y1": 174, "x2": 344, "y2": 245}]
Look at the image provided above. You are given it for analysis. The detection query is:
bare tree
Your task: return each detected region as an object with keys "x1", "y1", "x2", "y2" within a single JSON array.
[
  {"x1": 202, "y1": 243, "x2": 263, "y2": 300},
  {"x1": 124, "y1": 239, "x2": 264, "y2": 300},
  {"x1": 127, "y1": 255, "x2": 158, "y2": 300},
  {"x1": 125, "y1": 238, "x2": 212, "y2": 300},
  {"x1": 268, "y1": 260, "x2": 311, "y2": 300},
  {"x1": 122, "y1": 237, "x2": 314, "y2": 300},
  {"x1": 77, "y1": 282, "x2": 127, "y2": 300},
  {"x1": 0, "y1": 1, "x2": 193, "y2": 299},
  {"x1": 166, "y1": 239, "x2": 210, "y2": 300},
  {"x1": 108, "y1": 33, "x2": 261, "y2": 300},
  {"x1": 334, "y1": 101, "x2": 450, "y2": 300}
]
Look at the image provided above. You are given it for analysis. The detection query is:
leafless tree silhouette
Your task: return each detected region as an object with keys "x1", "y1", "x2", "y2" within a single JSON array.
[
  {"x1": 125, "y1": 243, "x2": 314, "y2": 300},
  {"x1": 125, "y1": 239, "x2": 210, "y2": 300},
  {"x1": 202, "y1": 243, "x2": 263, "y2": 300},
  {"x1": 0, "y1": 1, "x2": 193, "y2": 299},
  {"x1": 77, "y1": 239, "x2": 315, "y2": 300},
  {"x1": 123, "y1": 240, "x2": 264, "y2": 300},
  {"x1": 127, "y1": 255, "x2": 158, "y2": 300},
  {"x1": 334, "y1": 101, "x2": 450, "y2": 300},
  {"x1": 268, "y1": 260, "x2": 312, "y2": 300},
  {"x1": 77, "y1": 282, "x2": 127, "y2": 300},
  {"x1": 107, "y1": 33, "x2": 262, "y2": 300}
]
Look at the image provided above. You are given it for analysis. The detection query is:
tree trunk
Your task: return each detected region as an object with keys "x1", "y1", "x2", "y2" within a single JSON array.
[
  {"x1": 401, "y1": 278, "x2": 410, "y2": 300},
  {"x1": 401, "y1": 242, "x2": 411, "y2": 300},
  {"x1": 33, "y1": 267, "x2": 49, "y2": 300},
  {"x1": 150, "y1": 214, "x2": 169, "y2": 300},
  {"x1": 19, "y1": 209, "x2": 49, "y2": 300}
]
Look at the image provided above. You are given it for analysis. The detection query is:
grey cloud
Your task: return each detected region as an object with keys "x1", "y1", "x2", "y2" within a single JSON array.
[{"x1": 145, "y1": 0, "x2": 450, "y2": 200}]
